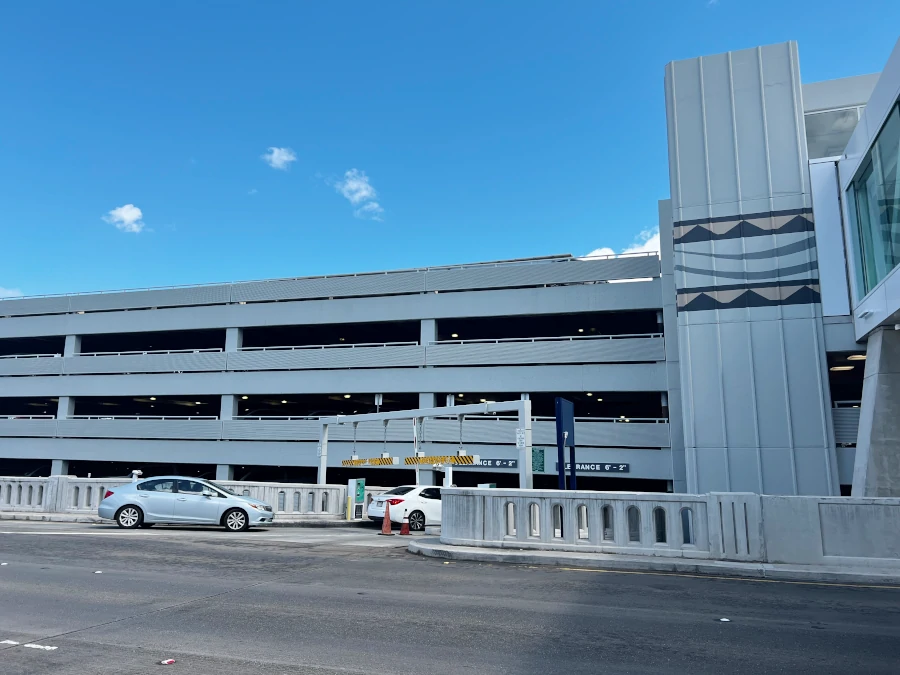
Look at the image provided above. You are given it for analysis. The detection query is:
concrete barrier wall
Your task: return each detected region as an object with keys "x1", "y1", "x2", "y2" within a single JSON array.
[
  {"x1": 0, "y1": 476, "x2": 390, "y2": 520},
  {"x1": 441, "y1": 488, "x2": 900, "y2": 568}
]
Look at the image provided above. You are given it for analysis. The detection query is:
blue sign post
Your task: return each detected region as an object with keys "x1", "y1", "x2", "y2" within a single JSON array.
[{"x1": 555, "y1": 397, "x2": 575, "y2": 490}]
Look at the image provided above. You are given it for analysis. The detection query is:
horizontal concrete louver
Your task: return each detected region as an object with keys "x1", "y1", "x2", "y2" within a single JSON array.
[
  {"x1": 226, "y1": 345, "x2": 425, "y2": 371},
  {"x1": 0, "y1": 357, "x2": 65, "y2": 376},
  {"x1": 0, "y1": 419, "x2": 58, "y2": 438},
  {"x1": 424, "y1": 418, "x2": 671, "y2": 448},
  {"x1": 0, "y1": 296, "x2": 71, "y2": 317},
  {"x1": 230, "y1": 271, "x2": 426, "y2": 302},
  {"x1": 424, "y1": 257, "x2": 660, "y2": 292},
  {"x1": 424, "y1": 338, "x2": 664, "y2": 367},
  {"x1": 65, "y1": 351, "x2": 227, "y2": 375},
  {"x1": 56, "y1": 419, "x2": 222, "y2": 440},
  {"x1": 832, "y1": 408, "x2": 860, "y2": 446},
  {"x1": 67, "y1": 285, "x2": 232, "y2": 313}
]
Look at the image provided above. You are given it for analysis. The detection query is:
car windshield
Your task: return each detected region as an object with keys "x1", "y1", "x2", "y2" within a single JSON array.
[
  {"x1": 384, "y1": 486, "x2": 415, "y2": 496},
  {"x1": 201, "y1": 480, "x2": 237, "y2": 496}
]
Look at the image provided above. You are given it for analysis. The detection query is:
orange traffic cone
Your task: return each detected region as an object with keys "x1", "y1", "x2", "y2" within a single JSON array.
[
  {"x1": 379, "y1": 501, "x2": 394, "y2": 536},
  {"x1": 399, "y1": 510, "x2": 411, "y2": 536}
]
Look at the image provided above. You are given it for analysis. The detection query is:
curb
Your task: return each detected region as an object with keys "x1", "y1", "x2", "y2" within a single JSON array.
[
  {"x1": 0, "y1": 513, "x2": 378, "y2": 529},
  {"x1": 407, "y1": 538, "x2": 900, "y2": 586}
]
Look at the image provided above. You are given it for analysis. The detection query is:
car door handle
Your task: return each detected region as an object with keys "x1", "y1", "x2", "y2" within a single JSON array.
[
  {"x1": 176, "y1": 498, "x2": 187, "y2": 501},
  {"x1": 138, "y1": 495, "x2": 149, "y2": 498}
]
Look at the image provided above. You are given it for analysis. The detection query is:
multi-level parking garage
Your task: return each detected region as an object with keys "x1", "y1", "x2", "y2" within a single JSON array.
[{"x1": 0, "y1": 253, "x2": 680, "y2": 490}]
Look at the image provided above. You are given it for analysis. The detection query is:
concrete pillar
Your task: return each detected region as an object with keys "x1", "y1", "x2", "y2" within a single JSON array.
[
  {"x1": 50, "y1": 459, "x2": 69, "y2": 476},
  {"x1": 419, "y1": 393, "x2": 435, "y2": 409},
  {"x1": 220, "y1": 395, "x2": 237, "y2": 421},
  {"x1": 420, "y1": 319, "x2": 437, "y2": 346},
  {"x1": 225, "y1": 327, "x2": 243, "y2": 352},
  {"x1": 56, "y1": 396, "x2": 74, "y2": 420},
  {"x1": 216, "y1": 464, "x2": 234, "y2": 481},
  {"x1": 419, "y1": 469, "x2": 437, "y2": 486},
  {"x1": 63, "y1": 335, "x2": 81, "y2": 357},
  {"x1": 852, "y1": 328, "x2": 900, "y2": 497},
  {"x1": 517, "y1": 399, "x2": 534, "y2": 489}
]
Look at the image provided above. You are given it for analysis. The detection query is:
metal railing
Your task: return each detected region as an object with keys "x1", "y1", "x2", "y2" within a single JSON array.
[
  {"x1": 0, "y1": 353, "x2": 62, "y2": 360},
  {"x1": 67, "y1": 415, "x2": 219, "y2": 421},
  {"x1": 429, "y1": 333, "x2": 662, "y2": 346},
  {"x1": 238, "y1": 341, "x2": 418, "y2": 352},
  {"x1": 76, "y1": 347, "x2": 223, "y2": 358},
  {"x1": 0, "y1": 415, "x2": 56, "y2": 420}
]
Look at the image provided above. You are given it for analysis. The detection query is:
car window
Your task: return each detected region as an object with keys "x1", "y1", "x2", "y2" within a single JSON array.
[
  {"x1": 177, "y1": 480, "x2": 205, "y2": 494},
  {"x1": 384, "y1": 486, "x2": 415, "y2": 496},
  {"x1": 137, "y1": 479, "x2": 175, "y2": 493},
  {"x1": 420, "y1": 488, "x2": 441, "y2": 500}
]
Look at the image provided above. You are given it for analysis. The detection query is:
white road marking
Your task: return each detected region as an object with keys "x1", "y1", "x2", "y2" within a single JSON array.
[
  {"x1": 24, "y1": 643, "x2": 58, "y2": 650},
  {"x1": 1, "y1": 639, "x2": 20, "y2": 645}
]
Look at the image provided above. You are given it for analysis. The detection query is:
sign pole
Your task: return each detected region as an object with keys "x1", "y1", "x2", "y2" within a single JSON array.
[
  {"x1": 569, "y1": 440, "x2": 577, "y2": 490},
  {"x1": 555, "y1": 397, "x2": 575, "y2": 490}
]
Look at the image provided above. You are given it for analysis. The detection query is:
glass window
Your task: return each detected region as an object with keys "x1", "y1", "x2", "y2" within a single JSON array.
[
  {"x1": 805, "y1": 108, "x2": 861, "y2": 159},
  {"x1": 137, "y1": 479, "x2": 175, "y2": 492},
  {"x1": 384, "y1": 486, "x2": 415, "y2": 496},
  {"x1": 420, "y1": 488, "x2": 441, "y2": 500},
  {"x1": 849, "y1": 102, "x2": 900, "y2": 296},
  {"x1": 177, "y1": 480, "x2": 205, "y2": 494}
]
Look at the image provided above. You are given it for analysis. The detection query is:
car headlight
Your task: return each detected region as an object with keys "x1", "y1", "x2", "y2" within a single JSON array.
[{"x1": 249, "y1": 503, "x2": 264, "y2": 510}]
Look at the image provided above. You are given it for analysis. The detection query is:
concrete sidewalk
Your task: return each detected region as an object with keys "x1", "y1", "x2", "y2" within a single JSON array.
[
  {"x1": 408, "y1": 538, "x2": 900, "y2": 585},
  {"x1": 0, "y1": 511, "x2": 375, "y2": 528}
]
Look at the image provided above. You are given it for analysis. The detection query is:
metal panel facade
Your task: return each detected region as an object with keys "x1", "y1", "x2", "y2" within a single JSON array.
[{"x1": 665, "y1": 42, "x2": 838, "y2": 496}]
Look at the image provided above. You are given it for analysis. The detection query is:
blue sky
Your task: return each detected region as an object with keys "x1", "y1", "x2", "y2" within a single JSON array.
[{"x1": 0, "y1": 2, "x2": 898, "y2": 297}]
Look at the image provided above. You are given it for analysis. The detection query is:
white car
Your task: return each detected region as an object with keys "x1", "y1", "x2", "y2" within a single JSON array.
[{"x1": 367, "y1": 485, "x2": 441, "y2": 531}]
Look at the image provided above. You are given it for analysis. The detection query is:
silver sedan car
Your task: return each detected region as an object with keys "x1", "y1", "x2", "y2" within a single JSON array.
[{"x1": 98, "y1": 476, "x2": 274, "y2": 532}]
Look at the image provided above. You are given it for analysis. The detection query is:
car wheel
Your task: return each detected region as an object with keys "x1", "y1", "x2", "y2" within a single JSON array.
[
  {"x1": 408, "y1": 510, "x2": 426, "y2": 532},
  {"x1": 223, "y1": 508, "x2": 249, "y2": 532},
  {"x1": 116, "y1": 505, "x2": 143, "y2": 529},
  {"x1": 139, "y1": 523, "x2": 155, "y2": 529}
]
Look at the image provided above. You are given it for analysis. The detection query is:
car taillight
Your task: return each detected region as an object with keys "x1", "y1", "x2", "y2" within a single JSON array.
[
  {"x1": 103, "y1": 490, "x2": 114, "y2": 499},
  {"x1": 386, "y1": 498, "x2": 405, "y2": 506}
]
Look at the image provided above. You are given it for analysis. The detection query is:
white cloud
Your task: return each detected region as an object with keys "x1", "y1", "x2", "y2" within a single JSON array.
[
  {"x1": 583, "y1": 228, "x2": 660, "y2": 259},
  {"x1": 261, "y1": 147, "x2": 297, "y2": 170},
  {"x1": 622, "y1": 228, "x2": 660, "y2": 254},
  {"x1": 0, "y1": 287, "x2": 23, "y2": 298},
  {"x1": 103, "y1": 204, "x2": 145, "y2": 233},
  {"x1": 354, "y1": 201, "x2": 384, "y2": 221},
  {"x1": 333, "y1": 168, "x2": 385, "y2": 220},
  {"x1": 335, "y1": 168, "x2": 377, "y2": 205}
]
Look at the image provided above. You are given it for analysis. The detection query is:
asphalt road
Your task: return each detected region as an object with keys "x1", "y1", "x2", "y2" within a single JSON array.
[{"x1": 1, "y1": 522, "x2": 899, "y2": 674}]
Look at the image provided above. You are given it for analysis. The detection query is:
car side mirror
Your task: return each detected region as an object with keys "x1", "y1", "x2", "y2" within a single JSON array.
[{"x1": 202, "y1": 490, "x2": 215, "y2": 498}]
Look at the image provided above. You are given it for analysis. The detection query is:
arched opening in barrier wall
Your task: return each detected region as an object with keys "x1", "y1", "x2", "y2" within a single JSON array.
[
  {"x1": 602, "y1": 505, "x2": 615, "y2": 541},
  {"x1": 277, "y1": 491, "x2": 286, "y2": 511},
  {"x1": 552, "y1": 504, "x2": 564, "y2": 539},
  {"x1": 653, "y1": 507, "x2": 667, "y2": 544},
  {"x1": 294, "y1": 491, "x2": 301, "y2": 512},
  {"x1": 528, "y1": 503, "x2": 540, "y2": 537},
  {"x1": 577, "y1": 505, "x2": 589, "y2": 540},
  {"x1": 681, "y1": 507, "x2": 695, "y2": 545},
  {"x1": 321, "y1": 492, "x2": 329, "y2": 513},
  {"x1": 627, "y1": 506, "x2": 641, "y2": 543},
  {"x1": 72, "y1": 486, "x2": 80, "y2": 508},
  {"x1": 505, "y1": 503, "x2": 516, "y2": 536}
]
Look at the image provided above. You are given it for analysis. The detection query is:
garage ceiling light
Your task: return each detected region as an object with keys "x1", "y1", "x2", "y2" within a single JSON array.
[
  {"x1": 241, "y1": 395, "x2": 248, "y2": 400},
  {"x1": 150, "y1": 397, "x2": 156, "y2": 401},
  {"x1": 578, "y1": 328, "x2": 584, "y2": 333},
  {"x1": 586, "y1": 393, "x2": 592, "y2": 396},
  {"x1": 195, "y1": 401, "x2": 202, "y2": 405},
  {"x1": 281, "y1": 400, "x2": 288, "y2": 404},
  {"x1": 830, "y1": 366, "x2": 854, "y2": 371},
  {"x1": 451, "y1": 333, "x2": 459, "y2": 338},
  {"x1": 847, "y1": 354, "x2": 866, "y2": 361},
  {"x1": 344, "y1": 394, "x2": 351, "y2": 398}
]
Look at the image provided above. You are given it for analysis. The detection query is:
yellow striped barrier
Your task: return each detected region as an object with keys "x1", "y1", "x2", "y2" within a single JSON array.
[
  {"x1": 341, "y1": 457, "x2": 398, "y2": 467},
  {"x1": 404, "y1": 455, "x2": 476, "y2": 465}
]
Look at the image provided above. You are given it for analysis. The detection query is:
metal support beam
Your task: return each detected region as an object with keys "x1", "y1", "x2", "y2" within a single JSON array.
[
  {"x1": 518, "y1": 398, "x2": 534, "y2": 489},
  {"x1": 322, "y1": 399, "x2": 533, "y2": 488}
]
